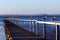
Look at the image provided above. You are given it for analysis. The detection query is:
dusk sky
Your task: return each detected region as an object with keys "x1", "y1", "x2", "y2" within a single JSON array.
[{"x1": 0, "y1": 0, "x2": 60, "y2": 15}]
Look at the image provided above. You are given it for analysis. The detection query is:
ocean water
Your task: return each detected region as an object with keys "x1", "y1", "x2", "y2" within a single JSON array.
[
  {"x1": 0, "y1": 16, "x2": 60, "y2": 40},
  {"x1": 0, "y1": 18, "x2": 6, "y2": 40}
]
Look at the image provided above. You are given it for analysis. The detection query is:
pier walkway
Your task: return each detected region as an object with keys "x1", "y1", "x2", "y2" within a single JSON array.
[{"x1": 3, "y1": 18, "x2": 60, "y2": 40}]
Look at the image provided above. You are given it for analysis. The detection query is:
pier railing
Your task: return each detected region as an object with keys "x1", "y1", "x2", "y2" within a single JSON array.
[{"x1": 6, "y1": 18, "x2": 59, "y2": 40}]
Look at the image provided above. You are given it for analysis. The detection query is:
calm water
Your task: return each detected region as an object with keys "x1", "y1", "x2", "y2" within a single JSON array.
[{"x1": 0, "y1": 18, "x2": 6, "y2": 40}]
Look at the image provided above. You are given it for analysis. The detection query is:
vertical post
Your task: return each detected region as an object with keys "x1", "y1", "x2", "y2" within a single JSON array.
[
  {"x1": 32, "y1": 21, "x2": 35, "y2": 33},
  {"x1": 34, "y1": 21, "x2": 35, "y2": 33},
  {"x1": 19, "y1": 20, "x2": 20, "y2": 26},
  {"x1": 26, "y1": 21, "x2": 28, "y2": 30},
  {"x1": 51, "y1": 16, "x2": 58, "y2": 40},
  {"x1": 32, "y1": 21, "x2": 33, "y2": 32},
  {"x1": 43, "y1": 23, "x2": 46, "y2": 40},
  {"x1": 30, "y1": 17, "x2": 32, "y2": 31},
  {"x1": 20, "y1": 20, "x2": 22, "y2": 27},
  {"x1": 38, "y1": 19, "x2": 41, "y2": 35},
  {"x1": 23, "y1": 21, "x2": 26, "y2": 28},
  {"x1": 28, "y1": 21, "x2": 29, "y2": 31},
  {"x1": 43, "y1": 16, "x2": 46, "y2": 40},
  {"x1": 22, "y1": 21, "x2": 24, "y2": 28},
  {"x1": 23, "y1": 21, "x2": 24, "y2": 28},
  {"x1": 35, "y1": 21, "x2": 38, "y2": 34},
  {"x1": 56, "y1": 24, "x2": 59, "y2": 40},
  {"x1": 17, "y1": 20, "x2": 18, "y2": 25},
  {"x1": 29, "y1": 17, "x2": 32, "y2": 31}
]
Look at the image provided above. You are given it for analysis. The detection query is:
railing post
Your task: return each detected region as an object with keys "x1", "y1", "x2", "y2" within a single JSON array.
[
  {"x1": 22, "y1": 21, "x2": 24, "y2": 28},
  {"x1": 56, "y1": 24, "x2": 59, "y2": 40},
  {"x1": 32, "y1": 21, "x2": 35, "y2": 33},
  {"x1": 43, "y1": 23, "x2": 46, "y2": 40},
  {"x1": 33, "y1": 21, "x2": 35, "y2": 33},
  {"x1": 28, "y1": 21, "x2": 31, "y2": 31},
  {"x1": 35, "y1": 21, "x2": 38, "y2": 34},
  {"x1": 43, "y1": 16, "x2": 46, "y2": 40},
  {"x1": 20, "y1": 20, "x2": 22, "y2": 27},
  {"x1": 51, "y1": 16, "x2": 58, "y2": 40},
  {"x1": 19, "y1": 20, "x2": 21, "y2": 27},
  {"x1": 31, "y1": 21, "x2": 32, "y2": 32},
  {"x1": 27, "y1": 21, "x2": 28, "y2": 30},
  {"x1": 24, "y1": 21, "x2": 26, "y2": 29},
  {"x1": 27, "y1": 21, "x2": 29, "y2": 30},
  {"x1": 29, "y1": 21, "x2": 31, "y2": 31}
]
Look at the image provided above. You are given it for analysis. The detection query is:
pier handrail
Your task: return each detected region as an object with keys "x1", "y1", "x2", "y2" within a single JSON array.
[
  {"x1": 6, "y1": 18, "x2": 59, "y2": 40},
  {"x1": 7, "y1": 18, "x2": 60, "y2": 25}
]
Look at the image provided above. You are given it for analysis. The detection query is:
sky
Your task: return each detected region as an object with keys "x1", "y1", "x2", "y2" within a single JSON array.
[{"x1": 0, "y1": 0, "x2": 60, "y2": 15}]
